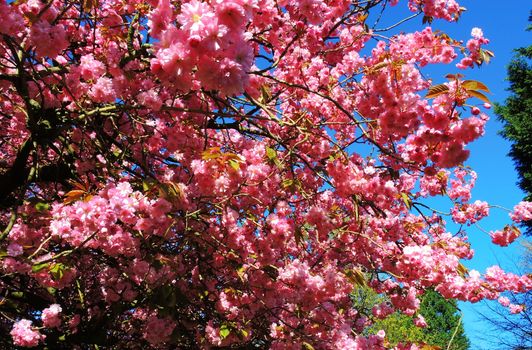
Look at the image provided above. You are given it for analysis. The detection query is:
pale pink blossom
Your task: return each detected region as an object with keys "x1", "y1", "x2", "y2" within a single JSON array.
[
  {"x1": 10, "y1": 320, "x2": 45, "y2": 348},
  {"x1": 42, "y1": 304, "x2": 62, "y2": 328}
]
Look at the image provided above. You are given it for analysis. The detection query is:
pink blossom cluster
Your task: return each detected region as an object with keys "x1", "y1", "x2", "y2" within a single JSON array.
[
  {"x1": 10, "y1": 320, "x2": 45, "y2": 348},
  {"x1": 49, "y1": 182, "x2": 172, "y2": 256},
  {"x1": 498, "y1": 296, "x2": 525, "y2": 314},
  {"x1": 407, "y1": 0, "x2": 462, "y2": 22},
  {"x1": 510, "y1": 201, "x2": 532, "y2": 223},
  {"x1": 149, "y1": 0, "x2": 256, "y2": 96},
  {"x1": 490, "y1": 225, "x2": 521, "y2": 247},
  {"x1": 143, "y1": 313, "x2": 177, "y2": 346},
  {"x1": 457, "y1": 28, "x2": 491, "y2": 69},
  {"x1": 41, "y1": 304, "x2": 62, "y2": 328},
  {"x1": 451, "y1": 200, "x2": 490, "y2": 225}
]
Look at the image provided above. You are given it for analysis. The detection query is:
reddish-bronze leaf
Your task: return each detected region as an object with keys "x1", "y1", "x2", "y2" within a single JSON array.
[
  {"x1": 462, "y1": 80, "x2": 491, "y2": 93},
  {"x1": 425, "y1": 84, "x2": 449, "y2": 99},
  {"x1": 467, "y1": 90, "x2": 491, "y2": 104}
]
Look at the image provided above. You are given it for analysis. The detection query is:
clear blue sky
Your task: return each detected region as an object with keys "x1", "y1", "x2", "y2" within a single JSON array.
[{"x1": 373, "y1": 1, "x2": 531, "y2": 348}]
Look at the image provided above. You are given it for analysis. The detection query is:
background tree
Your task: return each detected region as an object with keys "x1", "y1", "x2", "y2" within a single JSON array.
[
  {"x1": 477, "y1": 12, "x2": 532, "y2": 349},
  {"x1": 367, "y1": 289, "x2": 469, "y2": 350},
  {"x1": 495, "y1": 12, "x2": 532, "y2": 235},
  {"x1": 417, "y1": 290, "x2": 469, "y2": 350}
]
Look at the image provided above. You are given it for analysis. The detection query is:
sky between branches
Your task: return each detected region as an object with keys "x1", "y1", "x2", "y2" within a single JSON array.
[{"x1": 376, "y1": 1, "x2": 530, "y2": 348}]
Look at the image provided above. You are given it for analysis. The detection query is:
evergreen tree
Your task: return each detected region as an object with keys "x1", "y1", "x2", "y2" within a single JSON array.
[
  {"x1": 495, "y1": 12, "x2": 532, "y2": 235},
  {"x1": 367, "y1": 289, "x2": 470, "y2": 349},
  {"x1": 418, "y1": 290, "x2": 470, "y2": 350}
]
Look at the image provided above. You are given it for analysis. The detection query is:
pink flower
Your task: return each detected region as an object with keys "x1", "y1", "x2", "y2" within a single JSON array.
[
  {"x1": 490, "y1": 225, "x2": 520, "y2": 247},
  {"x1": 7, "y1": 243, "x2": 23, "y2": 257},
  {"x1": 216, "y1": 1, "x2": 247, "y2": 29},
  {"x1": 509, "y1": 304, "x2": 524, "y2": 314},
  {"x1": 29, "y1": 20, "x2": 69, "y2": 58},
  {"x1": 0, "y1": 2, "x2": 25, "y2": 36},
  {"x1": 148, "y1": 0, "x2": 173, "y2": 37},
  {"x1": 69, "y1": 314, "x2": 81, "y2": 334},
  {"x1": 42, "y1": 304, "x2": 62, "y2": 328},
  {"x1": 79, "y1": 54, "x2": 106, "y2": 81},
  {"x1": 89, "y1": 77, "x2": 116, "y2": 103},
  {"x1": 498, "y1": 296, "x2": 510, "y2": 307},
  {"x1": 142, "y1": 314, "x2": 176, "y2": 345},
  {"x1": 510, "y1": 201, "x2": 532, "y2": 223},
  {"x1": 177, "y1": 0, "x2": 216, "y2": 37},
  {"x1": 414, "y1": 314, "x2": 427, "y2": 328},
  {"x1": 138, "y1": 89, "x2": 163, "y2": 111},
  {"x1": 10, "y1": 319, "x2": 45, "y2": 348},
  {"x1": 471, "y1": 27, "x2": 484, "y2": 39}
]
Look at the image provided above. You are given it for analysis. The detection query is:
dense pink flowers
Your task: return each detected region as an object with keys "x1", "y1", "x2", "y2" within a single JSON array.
[
  {"x1": 10, "y1": 320, "x2": 45, "y2": 348},
  {"x1": 0, "y1": 0, "x2": 530, "y2": 348}
]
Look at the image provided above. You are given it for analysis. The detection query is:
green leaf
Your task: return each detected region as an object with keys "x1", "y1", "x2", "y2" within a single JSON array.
[
  {"x1": 32, "y1": 262, "x2": 50, "y2": 273},
  {"x1": 259, "y1": 84, "x2": 271, "y2": 103},
  {"x1": 266, "y1": 146, "x2": 277, "y2": 160},
  {"x1": 219, "y1": 324, "x2": 231, "y2": 339},
  {"x1": 478, "y1": 48, "x2": 494, "y2": 65},
  {"x1": 401, "y1": 193, "x2": 412, "y2": 210},
  {"x1": 35, "y1": 202, "x2": 50, "y2": 212},
  {"x1": 49, "y1": 263, "x2": 66, "y2": 280},
  {"x1": 445, "y1": 73, "x2": 464, "y2": 81},
  {"x1": 236, "y1": 266, "x2": 246, "y2": 282},
  {"x1": 344, "y1": 268, "x2": 367, "y2": 286},
  {"x1": 228, "y1": 159, "x2": 240, "y2": 171},
  {"x1": 202, "y1": 147, "x2": 221, "y2": 160},
  {"x1": 142, "y1": 179, "x2": 156, "y2": 192},
  {"x1": 302, "y1": 341, "x2": 315, "y2": 350},
  {"x1": 281, "y1": 179, "x2": 294, "y2": 189},
  {"x1": 456, "y1": 263, "x2": 468, "y2": 278},
  {"x1": 11, "y1": 291, "x2": 24, "y2": 298},
  {"x1": 422, "y1": 15, "x2": 433, "y2": 24}
]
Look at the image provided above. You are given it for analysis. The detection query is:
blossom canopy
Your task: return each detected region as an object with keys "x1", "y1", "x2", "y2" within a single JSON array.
[{"x1": 0, "y1": 0, "x2": 530, "y2": 348}]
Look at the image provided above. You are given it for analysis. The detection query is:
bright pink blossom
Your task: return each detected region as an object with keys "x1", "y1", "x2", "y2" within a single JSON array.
[
  {"x1": 509, "y1": 304, "x2": 524, "y2": 314},
  {"x1": 42, "y1": 304, "x2": 62, "y2": 328},
  {"x1": 10, "y1": 320, "x2": 45, "y2": 348},
  {"x1": 510, "y1": 201, "x2": 532, "y2": 223},
  {"x1": 490, "y1": 225, "x2": 521, "y2": 247}
]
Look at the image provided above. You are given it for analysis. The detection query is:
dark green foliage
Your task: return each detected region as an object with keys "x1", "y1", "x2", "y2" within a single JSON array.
[
  {"x1": 366, "y1": 288, "x2": 469, "y2": 349},
  {"x1": 417, "y1": 289, "x2": 470, "y2": 350},
  {"x1": 495, "y1": 12, "x2": 532, "y2": 235}
]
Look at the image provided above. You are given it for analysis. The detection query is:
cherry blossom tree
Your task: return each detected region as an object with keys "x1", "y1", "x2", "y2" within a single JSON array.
[{"x1": 0, "y1": 0, "x2": 531, "y2": 348}]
